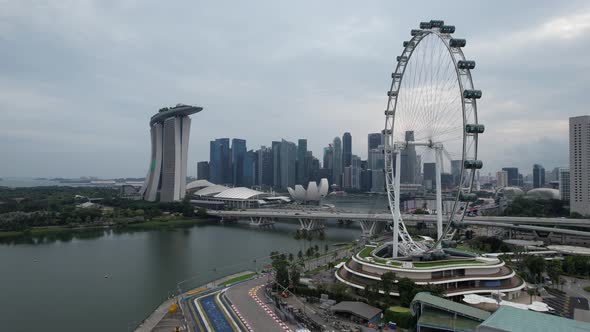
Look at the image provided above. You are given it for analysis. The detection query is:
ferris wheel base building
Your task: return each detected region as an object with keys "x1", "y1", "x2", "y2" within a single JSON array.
[{"x1": 140, "y1": 104, "x2": 203, "y2": 202}]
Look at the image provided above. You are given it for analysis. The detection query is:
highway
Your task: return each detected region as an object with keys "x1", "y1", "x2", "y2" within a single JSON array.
[{"x1": 208, "y1": 209, "x2": 590, "y2": 237}]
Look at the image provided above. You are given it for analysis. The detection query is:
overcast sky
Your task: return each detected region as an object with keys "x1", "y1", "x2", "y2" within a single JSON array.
[{"x1": 1, "y1": 0, "x2": 589, "y2": 178}]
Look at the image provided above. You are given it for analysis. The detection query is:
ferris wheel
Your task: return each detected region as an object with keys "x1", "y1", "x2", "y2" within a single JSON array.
[{"x1": 383, "y1": 20, "x2": 484, "y2": 257}]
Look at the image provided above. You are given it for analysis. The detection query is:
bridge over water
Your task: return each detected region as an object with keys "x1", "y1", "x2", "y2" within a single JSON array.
[{"x1": 207, "y1": 209, "x2": 590, "y2": 239}]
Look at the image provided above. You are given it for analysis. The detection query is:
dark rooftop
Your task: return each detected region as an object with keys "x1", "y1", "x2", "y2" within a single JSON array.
[{"x1": 149, "y1": 104, "x2": 203, "y2": 126}]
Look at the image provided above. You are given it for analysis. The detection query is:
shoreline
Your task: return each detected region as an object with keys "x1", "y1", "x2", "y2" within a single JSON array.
[
  {"x1": 0, "y1": 217, "x2": 215, "y2": 239},
  {"x1": 134, "y1": 270, "x2": 257, "y2": 332}
]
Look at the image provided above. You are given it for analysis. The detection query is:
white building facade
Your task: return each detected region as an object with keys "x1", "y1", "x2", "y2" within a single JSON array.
[
  {"x1": 141, "y1": 104, "x2": 202, "y2": 202},
  {"x1": 496, "y1": 171, "x2": 508, "y2": 188},
  {"x1": 570, "y1": 116, "x2": 590, "y2": 215}
]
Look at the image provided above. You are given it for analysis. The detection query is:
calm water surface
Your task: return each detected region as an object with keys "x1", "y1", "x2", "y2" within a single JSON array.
[
  {"x1": 0, "y1": 194, "x2": 386, "y2": 331},
  {"x1": 0, "y1": 222, "x2": 360, "y2": 331}
]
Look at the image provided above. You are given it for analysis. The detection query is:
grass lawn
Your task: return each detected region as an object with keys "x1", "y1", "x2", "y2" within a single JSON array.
[
  {"x1": 413, "y1": 259, "x2": 482, "y2": 268},
  {"x1": 218, "y1": 272, "x2": 257, "y2": 286},
  {"x1": 358, "y1": 246, "x2": 375, "y2": 258},
  {"x1": 584, "y1": 286, "x2": 590, "y2": 293},
  {"x1": 0, "y1": 225, "x2": 107, "y2": 238},
  {"x1": 357, "y1": 246, "x2": 402, "y2": 266},
  {"x1": 388, "y1": 306, "x2": 410, "y2": 313},
  {"x1": 0, "y1": 230, "x2": 31, "y2": 238}
]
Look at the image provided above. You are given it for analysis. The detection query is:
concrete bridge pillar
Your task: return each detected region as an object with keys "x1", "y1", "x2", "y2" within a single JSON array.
[
  {"x1": 249, "y1": 216, "x2": 275, "y2": 227},
  {"x1": 359, "y1": 220, "x2": 378, "y2": 238},
  {"x1": 298, "y1": 218, "x2": 325, "y2": 232}
]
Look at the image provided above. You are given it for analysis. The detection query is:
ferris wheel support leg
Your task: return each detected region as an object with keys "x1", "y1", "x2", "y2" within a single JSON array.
[
  {"x1": 435, "y1": 146, "x2": 443, "y2": 249},
  {"x1": 393, "y1": 149, "x2": 402, "y2": 258}
]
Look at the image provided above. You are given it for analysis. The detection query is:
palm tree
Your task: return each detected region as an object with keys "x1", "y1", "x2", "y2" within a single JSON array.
[{"x1": 527, "y1": 287, "x2": 536, "y2": 304}]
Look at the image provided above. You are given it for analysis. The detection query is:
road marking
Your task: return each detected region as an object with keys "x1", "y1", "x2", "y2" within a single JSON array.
[
  {"x1": 249, "y1": 285, "x2": 291, "y2": 332},
  {"x1": 194, "y1": 293, "x2": 214, "y2": 331},
  {"x1": 215, "y1": 290, "x2": 242, "y2": 331},
  {"x1": 230, "y1": 304, "x2": 253, "y2": 332},
  {"x1": 187, "y1": 296, "x2": 206, "y2": 332}
]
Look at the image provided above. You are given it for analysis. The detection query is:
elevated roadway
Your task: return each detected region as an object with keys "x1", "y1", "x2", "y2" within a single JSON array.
[{"x1": 207, "y1": 209, "x2": 590, "y2": 238}]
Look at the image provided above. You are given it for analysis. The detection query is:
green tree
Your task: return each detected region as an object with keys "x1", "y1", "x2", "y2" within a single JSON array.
[
  {"x1": 524, "y1": 256, "x2": 546, "y2": 283},
  {"x1": 398, "y1": 277, "x2": 418, "y2": 307},
  {"x1": 381, "y1": 272, "x2": 397, "y2": 296},
  {"x1": 547, "y1": 260, "x2": 562, "y2": 287},
  {"x1": 271, "y1": 253, "x2": 290, "y2": 288},
  {"x1": 288, "y1": 253, "x2": 294, "y2": 262},
  {"x1": 527, "y1": 287, "x2": 536, "y2": 304},
  {"x1": 289, "y1": 265, "x2": 301, "y2": 287},
  {"x1": 297, "y1": 250, "x2": 303, "y2": 260},
  {"x1": 329, "y1": 282, "x2": 349, "y2": 301}
]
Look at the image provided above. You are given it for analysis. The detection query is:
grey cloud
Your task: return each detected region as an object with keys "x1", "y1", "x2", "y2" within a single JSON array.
[{"x1": 0, "y1": 0, "x2": 588, "y2": 178}]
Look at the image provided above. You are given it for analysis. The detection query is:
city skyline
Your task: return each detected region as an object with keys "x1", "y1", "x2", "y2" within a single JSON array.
[
  {"x1": 3, "y1": 5, "x2": 590, "y2": 332},
  {"x1": 2, "y1": 1, "x2": 589, "y2": 178}
]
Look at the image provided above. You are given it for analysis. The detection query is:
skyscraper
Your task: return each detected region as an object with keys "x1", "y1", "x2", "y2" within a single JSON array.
[
  {"x1": 210, "y1": 138, "x2": 231, "y2": 185},
  {"x1": 371, "y1": 169, "x2": 385, "y2": 192},
  {"x1": 141, "y1": 104, "x2": 202, "y2": 202},
  {"x1": 256, "y1": 146, "x2": 273, "y2": 187},
  {"x1": 322, "y1": 145, "x2": 334, "y2": 185},
  {"x1": 231, "y1": 138, "x2": 247, "y2": 186},
  {"x1": 559, "y1": 167, "x2": 570, "y2": 201},
  {"x1": 307, "y1": 153, "x2": 320, "y2": 183},
  {"x1": 423, "y1": 162, "x2": 436, "y2": 190},
  {"x1": 297, "y1": 139, "x2": 308, "y2": 185},
  {"x1": 368, "y1": 146, "x2": 385, "y2": 170},
  {"x1": 496, "y1": 171, "x2": 508, "y2": 188},
  {"x1": 361, "y1": 169, "x2": 372, "y2": 191},
  {"x1": 342, "y1": 132, "x2": 352, "y2": 168},
  {"x1": 400, "y1": 131, "x2": 417, "y2": 184},
  {"x1": 272, "y1": 141, "x2": 281, "y2": 188},
  {"x1": 279, "y1": 139, "x2": 297, "y2": 189},
  {"x1": 242, "y1": 150, "x2": 256, "y2": 187},
  {"x1": 367, "y1": 133, "x2": 383, "y2": 152},
  {"x1": 197, "y1": 161, "x2": 209, "y2": 180},
  {"x1": 570, "y1": 115, "x2": 590, "y2": 215},
  {"x1": 323, "y1": 145, "x2": 333, "y2": 170},
  {"x1": 533, "y1": 164, "x2": 545, "y2": 188},
  {"x1": 343, "y1": 166, "x2": 352, "y2": 189},
  {"x1": 332, "y1": 137, "x2": 343, "y2": 187},
  {"x1": 351, "y1": 155, "x2": 361, "y2": 189},
  {"x1": 502, "y1": 167, "x2": 519, "y2": 186},
  {"x1": 451, "y1": 160, "x2": 462, "y2": 187}
]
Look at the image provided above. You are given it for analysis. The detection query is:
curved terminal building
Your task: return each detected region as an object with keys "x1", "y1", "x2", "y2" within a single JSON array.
[
  {"x1": 141, "y1": 104, "x2": 203, "y2": 202},
  {"x1": 336, "y1": 243, "x2": 524, "y2": 300}
]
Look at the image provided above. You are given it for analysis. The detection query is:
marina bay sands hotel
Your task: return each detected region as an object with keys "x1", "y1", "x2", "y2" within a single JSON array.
[{"x1": 140, "y1": 104, "x2": 203, "y2": 202}]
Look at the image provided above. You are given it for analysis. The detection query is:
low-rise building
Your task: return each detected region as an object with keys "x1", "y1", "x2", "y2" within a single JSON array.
[{"x1": 335, "y1": 244, "x2": 525, "y2": 301}]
